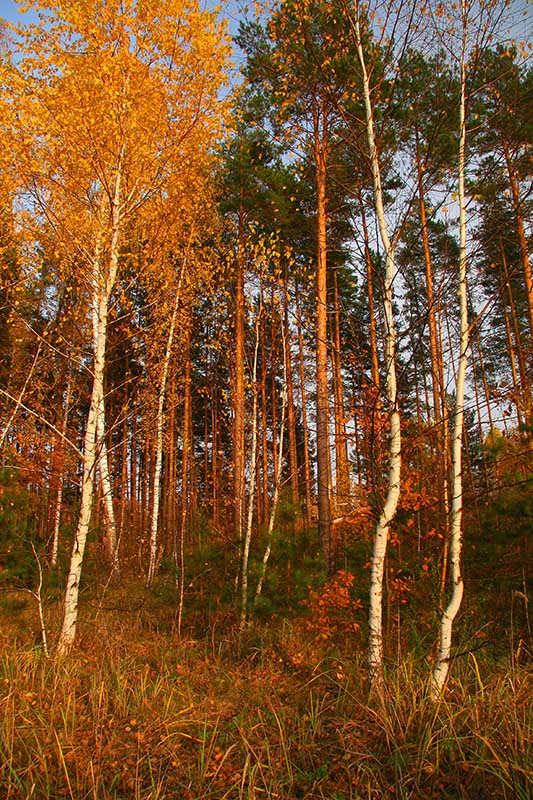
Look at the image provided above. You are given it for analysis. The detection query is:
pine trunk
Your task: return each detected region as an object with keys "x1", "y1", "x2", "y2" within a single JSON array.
[
  {"x1": 313, "y1": 96, "x2": 334, "y2": 576},
  {"x1": 295, "y1": 281, "x2": 313, "y2": 531}
]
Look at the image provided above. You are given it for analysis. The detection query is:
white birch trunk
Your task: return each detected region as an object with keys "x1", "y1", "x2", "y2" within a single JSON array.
[
  {"x1": 254, "y1": 309, "x2": 288, "y2": 604},
  {"x1": 96, "y1": 394, "x2": 117, "y2": 563},
  {"x1": 240, "y1": 308, "x2": 261, "y2": 631},
  {"x1": 147, "y1": 266, "x2": 185, "y2": 585},
  {"x1": 57, "y1": 290, "x2": 109, "y2": 654},
  {"x1": 57, "y1": 158, "x2": 123, "y2": 655},
  {"x1": 432, "y1": 8, "x2": 468, "y2": 696},
  {"x1": 50, "y1": 374, "x2": 72, "y2": 567},
  {"x1": 88, "y1": 229, "x2": 118, "y2": 565},
  {"x1": 354, "y1": 10, "x2": 401, "y2": 693}
]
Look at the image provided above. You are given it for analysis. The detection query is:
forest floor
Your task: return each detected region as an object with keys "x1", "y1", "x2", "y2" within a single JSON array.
[{"x1": 0, "y1": 568, "x2": 531, "y2": 799}]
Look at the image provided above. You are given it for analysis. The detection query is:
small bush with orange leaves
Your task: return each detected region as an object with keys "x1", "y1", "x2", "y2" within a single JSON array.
[{"x1": 302, "y1": 570, "x2": 363, "y2": 642}]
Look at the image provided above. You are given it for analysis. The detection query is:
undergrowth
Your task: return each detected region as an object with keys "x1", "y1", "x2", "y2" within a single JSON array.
[{"x1": 0, "y1": 588, "x2": 531, "y2": 800}]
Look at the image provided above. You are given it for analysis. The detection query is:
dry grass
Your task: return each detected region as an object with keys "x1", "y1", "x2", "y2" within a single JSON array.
[{"x1": 0, "y1": 584, "x2": 531, "y2": 799}]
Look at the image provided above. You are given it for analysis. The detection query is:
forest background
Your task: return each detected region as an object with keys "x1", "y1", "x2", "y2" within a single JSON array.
[{"x1": 0, "y1": 0, "x2": 531, "y2": 797}]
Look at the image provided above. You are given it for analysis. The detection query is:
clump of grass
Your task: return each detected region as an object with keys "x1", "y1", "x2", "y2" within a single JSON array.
[{"x1": 334, "y1": 653, "x2": 532, "y2": 799}]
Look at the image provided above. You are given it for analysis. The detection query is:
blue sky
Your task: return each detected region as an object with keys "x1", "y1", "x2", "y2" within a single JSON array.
[
  {"x1": 1, "y1": 0, "x2": 531, "y2": 49},
  {"x1": 0, "y1": 0, "x2": 248, "y2": 32}
]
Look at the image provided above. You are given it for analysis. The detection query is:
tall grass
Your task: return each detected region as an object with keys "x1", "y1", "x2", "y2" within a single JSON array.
[{"x1": 0, "y1": 609, "x2": 531, "y2": 799}]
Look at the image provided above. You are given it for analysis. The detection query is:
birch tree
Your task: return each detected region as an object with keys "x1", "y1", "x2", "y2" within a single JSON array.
[
  {"x1": 345, "y1": 3, "x2": 402, "y2": 693},
  {"x1": 431, "y1": 0, "x2": 507, "y2": 697},
  {"x1": 7, "y1": 0, "x2": 229, "y2": 653},
  {"x1": 146, "y1": 264, "x2": 185, "y2": 586}
]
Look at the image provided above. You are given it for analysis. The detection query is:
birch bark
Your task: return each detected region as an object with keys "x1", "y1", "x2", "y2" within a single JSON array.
[
  {"x1": 432, "y1": 2, "x2": 468, "y2": 696},
  {"x1": 240, "y1": 305, "x2": 261, "y2": 631},
  {"x1": 353, "y1": 9, "x2": 401, "y2": 693},
  {"x1": 58, "y1": 158, "x2": 123, "y2": 655},
  {"x1": 50, "y1": 374, "x2": 72, "y2": 567},
  {"x1": 255, "y1": 294, "x2": 288, "y2": 604},
  {"x1": 147, "y1": 265, "x2": 185, "y2": 585}
]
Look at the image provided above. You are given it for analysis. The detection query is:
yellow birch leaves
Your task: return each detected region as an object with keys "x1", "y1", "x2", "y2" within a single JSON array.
[{"x1": 6, "y1": 0, "x2": 231, "y2": 271}]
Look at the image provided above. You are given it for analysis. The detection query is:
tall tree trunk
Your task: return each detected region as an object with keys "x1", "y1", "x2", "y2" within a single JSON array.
[
  {"x1": 502, "y1": 140, "x2": 533, "y2": 344},
  {"x1": 255, "y1": 308, "x2": 288, "y2": 603},
  {"x1": 89, "y1": 227, "x2": 117, "y2": 565},
  {"x1": 50, "y1": 372, "x2": 72, "y2": 567},
  {"x1": 359, "y1": 193, "x2": 382, "y2": 494},
  {"x1": 97, "y1": 393, "x2": 117, "y2": 565},
  {"x1": 147, "y1": 267, "x2": 185, "y2": 585},
  {"x1": 433, "y1": 17, "x2": 469, "y2": 695},
  {"x1": 118, "y1": 411, "x2": 129, "y2": 546},
  {"x1": 295, "y1": 280, "x2": 313, "y2": 531},
  {"x1": 58, "y1": 158, "x2": 123, "y2": 654},
  {"x1": 270, "y1": 282, "x2": 279, "y2": 486},
  {"x1": 416, "y1": 135, "x2": 451, "y2": 549},
  {"x1": 240, "y1": 307, "x2": 261, "y2": 630},
  {"x1": 260, "y1": 275, "x2": 270, "y2": 524},
  {"x1": 331, "y1": 268, "x2": 351, "y2": 518},
  {"x1": 501, "y1": 271, "x2": 523, "y2": 428},
  {"x1": 501, "y1": 242, "x2": 532, "y2": 421},
  {"x1": 166, "y1": 382, "x2": 177, "y2": 550},
  {"x1": 233, "y1": 196, "x2": 246, "y2": 545},
  {"x1": 211, "y1": 385, "x2": 220, "y2": 529},
  {"x1": 313, "y1": 95, "x2": 334, "y2": 575},
  {"x1": 176, "y1": 317, "x2": 192, "y2": 637},
  {"x1": 470, "y1": 331, "x2": 492, "y2": 489},
  {"x1": 284, "y1": 274, "x2": 300, "y2": 512},
  {"x1": 353, "y1": 11, "x2": 401, "y2": 694}
]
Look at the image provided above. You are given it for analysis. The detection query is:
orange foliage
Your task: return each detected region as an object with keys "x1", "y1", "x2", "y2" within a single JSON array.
[{"x1": 303, "y1": 570, "x2": 363, "y2": 642}]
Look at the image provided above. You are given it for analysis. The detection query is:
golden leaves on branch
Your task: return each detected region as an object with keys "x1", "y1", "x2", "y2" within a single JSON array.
[
  {"x1": 303, "y1": 571, "x2": 363, "y2": 643},
  {"x1": 5, "y1": 0, "x2": 230, "y2": 293}
]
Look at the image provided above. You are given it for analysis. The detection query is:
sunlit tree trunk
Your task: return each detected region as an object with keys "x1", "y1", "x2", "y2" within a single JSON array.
[
  {"x1": 502, "y1": 141, "x2": 533, "y2": 343},
  {"x1": 234, "y1": 195, "x2": 246, "y2": 545},
  {"x1": 284, "y1": 274, "x2": 300, "y2": 512},
  {"x1": 353, "y1": 10, "x2": 401, "y2": 694},
  {"x1": 211, "y1": 383, "x2": 221, "y2": 529},
  {"x1": 359, "y1": 192, "x2": 382, "y2": 494},
  {"x1": 58, "y1": 161, "x2": 123, "y2": 654},
  {"x1": 96, "y1": 394, "x2": 117, "y2": 564},
  {"x1": 50, "y1": 372, "x2": 72, "y2": 567},
  {"x1": 117, "y1": 412, "x2": 129, "y2": 544},
  {"x1": 416, "y1": 135, "x2": 451, "y2": 549},
  {"x1": 433, "y1": 12, "x2": 468, "y2": 695},
  {"x1": 331, "y1": 268, "x2": 351, "y2": 520},
  {"x1": 501, "y1": 243, "x2": 532, "y2": 421},
  {"x1": 270, "y1": 282, "x2": 279, "y2": 486},
  {"x1": 313, "y1": 95, "x2": 334, "y2": 575},
  {"x1": 295, "y1": 280, "x2": 313, "y2": 531},
  {"x1": 166, "y1": 382, "x2": 177, "y2": 548},
  {"x1": 89, "y1": 219, "x2": 117, "y2": 568},
  {"x1": 240, "y1": 306, "x2": 261, "y2": 630},
  {"x1": 176, "y1": 317, "x2": 192, "y2": 637},
  {"x1": 255, "y1": 308, "x2": 288, "y2": 603},
  {"x1": 259, "y1": 275, "x2": 270, "y2": 525},
  {"x1": 147, "y1": 266, "x2": 185, "y2": 585},
  {"x1": 501, "y1": 275, "x2": 524, "y2": 428}
]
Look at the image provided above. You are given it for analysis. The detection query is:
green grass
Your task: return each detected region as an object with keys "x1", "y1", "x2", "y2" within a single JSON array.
[{"x1": 0, "y1": 568, "x2": 531, "y2": 800}]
